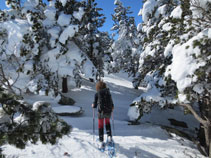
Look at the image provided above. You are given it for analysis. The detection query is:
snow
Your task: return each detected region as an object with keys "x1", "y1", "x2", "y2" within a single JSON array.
[
  {"x1": 137, "y1": 23, "x2": 142, "y2": 32},
  {"x1": 48, "y1": 27, "x2": 61, "y2": 39},
  {"x1": 73, "y1": 7, "x2": 84, "y2": 21},
  {"x1": 32, "y1": 101, "x2": 50, "y2": 111},
  {"x1": 114, "y1": 0, "x2": 122, "y2": 5},
  {"x1": 168, "y1": 30, "x2": 207, "y2": 92},
  {"x1": 60, "y1": 0, "x2": 67, "y2": 6},
  {"x1": 209, "y1": 28, "x2": 211, "y2": 38},
  {"x1": 155, "y1": 5, "x2": 167, "y2": 18},
  {"x1": 193, "y1": 84, "x2": 204, "y2": 94},
  {"x1": 164, "y1": 40, "x2": 174, "y2": 57},
  {"x1": 57, "y1": 13, "x2": 72, "y2": 27},
  {"x1": 170, "y1": 6, "x2": 182, "y2": 19},
  {"x1": 1, "y1": 20, "x2": 28, "y2": 56},
  {"x1": 178, "y1": 94, "x2": 189, "y2": 103},
  {"x1": 1, "y1": 72, "x2": 205, "y2": 158},
  {"x1": 191, "y1": 0, "x2": 211, "y2": 18},
  {"x1": 59, "y1": 25, "x2": 78, "y2": 44},
  {"x1": 44, "y1": 8, "x2": 56, "y2": 21},
  {"x1": 42, "y1": 41, "x2": 94, "y2": 79},
  {"x1": 127, "y1": 105, "x2": 140, "y2": 121},
  {"x1": 162, "y1": 22, "x2": 172, "y2": 31},
  {"x1": 138, "y1": 8, "x2": 142, "y2": 16},
  {"x1": 142, "y1": 0, "x2": 158, "y2": 22},
  {"x1": 53, "y1": 106, "x2": 81, "y2": 114}
]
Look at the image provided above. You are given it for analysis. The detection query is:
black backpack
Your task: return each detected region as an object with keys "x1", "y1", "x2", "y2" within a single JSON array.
[{"x1": 98, "y1": 88, "x2": 113, "y2": 113}]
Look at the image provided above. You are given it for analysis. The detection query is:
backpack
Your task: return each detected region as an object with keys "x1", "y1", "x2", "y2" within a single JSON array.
[{"x1": 98, "y1": 88, "x2": 113, "y2": 113}]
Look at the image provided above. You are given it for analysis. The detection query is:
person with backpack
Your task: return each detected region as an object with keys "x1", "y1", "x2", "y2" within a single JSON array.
[{"x1": 92, "y1": 81, "x2": 114, "y2": 149}]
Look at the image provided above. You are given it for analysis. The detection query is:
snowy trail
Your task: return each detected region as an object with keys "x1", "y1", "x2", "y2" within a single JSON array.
[{"x1": 2, "y1": 72, "x2": 205, "y2": 158}]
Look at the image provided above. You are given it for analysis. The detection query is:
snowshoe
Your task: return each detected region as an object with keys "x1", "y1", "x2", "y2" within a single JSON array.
[
  {"x1": 99, "y1": 142, "x2": 105, "y2": 152},
  {"x1": 107, "y1": 138, "x2": 115, "y2": 157}
]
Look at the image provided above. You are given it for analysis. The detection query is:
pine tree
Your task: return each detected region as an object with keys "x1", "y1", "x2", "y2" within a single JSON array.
[
  {"x1": 130, "y1": 0, "x2": 211, "y2": 156},
  {"x1": 73, "y1": 0, "x2": 108, "y2": 80},
  {"x1": 0, "y1": 0, "x2": 98, "y2": 95},
  {"x1": 109, "y1": 0, "x2": 140, "y2": 77}
]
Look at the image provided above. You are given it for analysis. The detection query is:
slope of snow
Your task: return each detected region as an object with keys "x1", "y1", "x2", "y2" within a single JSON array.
[{"x1": 2, "y1": 72, "x2": 205, "y2": 158}]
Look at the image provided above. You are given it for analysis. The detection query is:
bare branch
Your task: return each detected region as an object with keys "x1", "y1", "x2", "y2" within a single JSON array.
[
  {"x1": 180, "y1": 103, "x2": 208, "y2": 126},
  {"x1": 0, "y1": 64, "x2": 22, "y2": 95}
]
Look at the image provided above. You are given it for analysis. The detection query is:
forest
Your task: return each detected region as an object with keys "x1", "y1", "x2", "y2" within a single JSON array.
[{"x1": 0, "y1": 0, "x2": 210, "y2": 157}]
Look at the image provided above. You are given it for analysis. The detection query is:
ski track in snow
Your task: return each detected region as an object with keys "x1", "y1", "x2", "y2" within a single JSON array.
[{"x1": 2, "y1": 72, "x2": 205, "y2": 158}]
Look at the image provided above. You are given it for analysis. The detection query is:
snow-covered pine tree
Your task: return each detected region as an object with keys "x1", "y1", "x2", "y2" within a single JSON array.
[
  {"x1": 129, "y1": 0, "x2": 211, "y2": 156},
  {"x1": 20, "y1": 0, "x2": 58, "y2": 95},
  {"x1": 109, "y1": 0, "x2": 140, "y2": 77},
  {"x1": 40, "y1": 0, "x2": 97, "y2": 93},
  {"x1": 167, "y1": 0, "x2": 211, "y2": 156},
  {"x1": 73, "y1": 0, "x2": 108, "y2": 80},
  {"x1": 0, "y1": 86, "x2": 70, "y2": 150},
  {"x1": 0, "y1": 0, "x2": 37, "y2": 95},
  {"x1": 129, "y1": 0, "x2": 191, "y2": 118},
  {"x1": 1, "y1": 0, "x2": 97, "y2": 96}
]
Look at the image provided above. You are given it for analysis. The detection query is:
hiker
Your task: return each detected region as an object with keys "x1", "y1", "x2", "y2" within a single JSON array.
[{"x1": 92, "y1": 81, "x2": 114, "y2": 148}]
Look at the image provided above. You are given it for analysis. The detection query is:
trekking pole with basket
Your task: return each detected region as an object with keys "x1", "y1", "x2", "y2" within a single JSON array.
[{"x1": 93, "y1": 108, "x2": 95, "y2": 143}]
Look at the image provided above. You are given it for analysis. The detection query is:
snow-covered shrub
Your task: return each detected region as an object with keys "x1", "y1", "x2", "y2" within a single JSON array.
[{"x1": 0, "y1": 87, "x2": 71, "y2": 149}]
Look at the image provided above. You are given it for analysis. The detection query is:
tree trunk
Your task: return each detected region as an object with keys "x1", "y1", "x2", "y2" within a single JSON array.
[
  {"x1": 209, "y1": 139, "x2": 211, "y2": 158},
  {"x1": 180, "y1": 102, "x2": 210, "y2": 156},
  {"x1": 62, "y1": 77, "x2": 68, "y2": 93},
  {"x1": 209, "y1": 126, "x2": 211, "y2": 158},
  {"x1": 204, "y1": 126, "x2": 210, "y2": 156}
]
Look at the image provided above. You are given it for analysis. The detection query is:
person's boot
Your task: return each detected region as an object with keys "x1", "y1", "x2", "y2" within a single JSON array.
[
  {"x1": 107, "y1": 136, "x2": 113, "y2": 143},
  {"x1": 99, "y1": 141, "x2": 105, "y2": 150}
]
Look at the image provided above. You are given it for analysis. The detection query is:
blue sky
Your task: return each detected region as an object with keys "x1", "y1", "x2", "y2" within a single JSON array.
[{"x1": 0, "y1": 0, "x2": 143, "y2": 33}]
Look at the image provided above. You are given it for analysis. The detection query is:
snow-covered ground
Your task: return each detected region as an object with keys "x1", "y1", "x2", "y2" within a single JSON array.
[{"x1": 2, "y1": 72, "x2": 205, "y2": 158}]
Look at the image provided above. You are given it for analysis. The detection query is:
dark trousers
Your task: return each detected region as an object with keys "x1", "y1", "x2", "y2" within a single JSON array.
[{"x1": 98, "y1": 118, "x2": 112, "y2": 142}]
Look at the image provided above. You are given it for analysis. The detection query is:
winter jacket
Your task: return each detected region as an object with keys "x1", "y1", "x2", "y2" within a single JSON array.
[{"x1": 93, "y1": 88, "x2": 114, "y2": 114}]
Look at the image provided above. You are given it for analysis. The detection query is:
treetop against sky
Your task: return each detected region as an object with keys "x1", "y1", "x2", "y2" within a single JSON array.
[{"x1": 0, "y1": 0, "x2": 143, "y2": 33}]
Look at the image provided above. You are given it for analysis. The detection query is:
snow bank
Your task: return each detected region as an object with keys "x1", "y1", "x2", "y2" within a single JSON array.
[{"x1": 53, "y1": 106, "x2": 82, "y2": 114}]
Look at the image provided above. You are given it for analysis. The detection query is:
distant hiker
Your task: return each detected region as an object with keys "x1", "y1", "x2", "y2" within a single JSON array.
[{"x1": 92, "y1": 81, "x2": 114, "y2": 148}]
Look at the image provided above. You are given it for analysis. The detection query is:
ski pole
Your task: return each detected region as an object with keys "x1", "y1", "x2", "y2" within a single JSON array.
[
  {"x1": 93, "y1": 108, "x2": 95, "y2": 143},
  {"x1": 112, "y1": 111, "x2": 115, "y2": 136}
]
